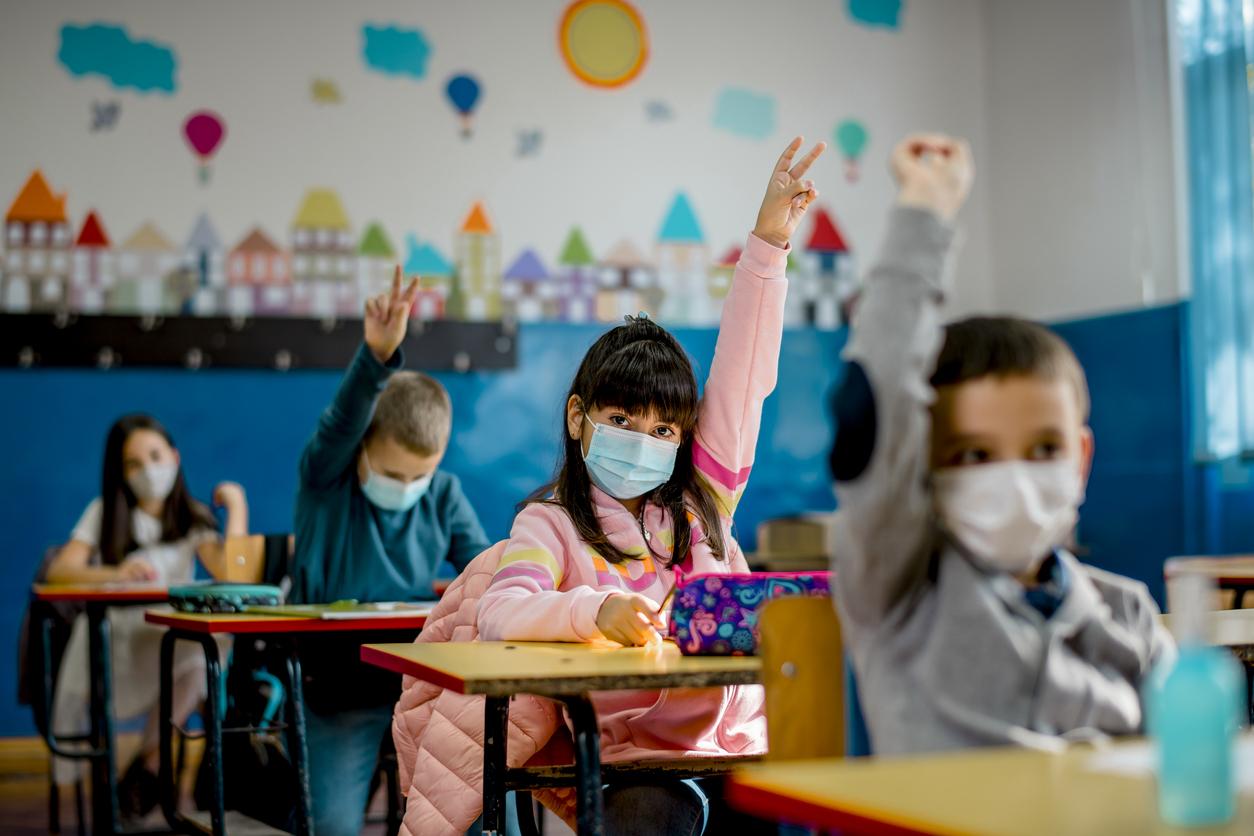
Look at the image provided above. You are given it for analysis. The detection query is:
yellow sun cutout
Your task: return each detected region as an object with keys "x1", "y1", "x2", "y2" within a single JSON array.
[{"x1": 559, "y1": 0, "x2": 649, "y2": 89}]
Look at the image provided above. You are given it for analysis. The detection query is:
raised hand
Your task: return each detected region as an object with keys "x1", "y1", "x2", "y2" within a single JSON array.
[
  {"x1": 212, "y1": 481, "x2": 247, "y2": 513},
  {"x1": 891, "y1": 133, "x2": 974, "y2": 222},
  {"x1": 365, "y1": 265, "x2": 420, "y2": 364},
  {"x1": 753, "y1": 136, "x2": 827, "y2": 249}
]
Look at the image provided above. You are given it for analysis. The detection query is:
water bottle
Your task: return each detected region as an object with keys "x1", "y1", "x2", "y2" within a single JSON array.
[{"x1": 1147, "y1": 572, "x2": 1244, "y2": 826}]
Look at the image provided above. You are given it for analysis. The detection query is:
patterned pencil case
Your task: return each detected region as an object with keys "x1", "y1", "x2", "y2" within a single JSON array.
[
  {"x1": 668, "y1": 572, "x2": 831, "y2": 656},
  {"x1": 169, "y1": 583, "x2": 283, "y2": 614}
]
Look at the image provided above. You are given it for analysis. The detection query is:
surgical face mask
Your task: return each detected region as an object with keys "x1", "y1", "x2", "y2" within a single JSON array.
[
  {"x1": 360, "y1": 452, "x2": 433, "y2": 512},
  {"x1": 582, "y1": 416, "x2": 679, "y2": 500},
  {"x1": 127, "y1": 462, "x2": 179, "y2": 502},
  {"x1": 932, "y1": 459, "x2": 1084, "y2": 575}
]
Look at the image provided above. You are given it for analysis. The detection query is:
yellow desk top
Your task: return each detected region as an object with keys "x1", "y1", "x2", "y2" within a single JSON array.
[
  {"x1": 360, "y1": 640, "x2": 761, "y2": 696},
  {"x1": 729, "y1": 741, "x2": 1254, "y2": 835},
  {"x1": 1160, "y1": 608, "x2": 1254, "y2": 650},
  {"x1": 1165, "y1": 555, "x2": 1254, "y2": 582},
  {"x1": 32, "y1": 583, "x2": 168, "y2": 602}
]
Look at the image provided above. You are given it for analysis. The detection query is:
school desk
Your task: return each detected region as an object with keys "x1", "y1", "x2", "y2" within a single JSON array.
[
  {"x1": 1165, "y1": 555, "x2": 1254, "y2": 607},
  {"x1": 144, "y1": 610, "x2": 428, "y2": 836},
  {"x1": 31, "y1": 583, "x2": 169, "y2": 836},
  {"x1": 360, "y1": 640, "x2": 762, "y2": 836},
  {"x1": 727, "y1": 738, "x2": 1254, "y2": 835}
]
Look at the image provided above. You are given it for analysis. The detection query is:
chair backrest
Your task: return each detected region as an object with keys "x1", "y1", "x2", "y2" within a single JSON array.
[
  {"x1": 757, "y1": 595, "x2": 845, "y2": 760},
  {"x1": 200, "y1": 533, "x2": 293, "y2": 585}
]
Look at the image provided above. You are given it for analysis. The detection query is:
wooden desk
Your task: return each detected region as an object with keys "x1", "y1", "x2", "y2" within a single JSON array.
[
  {"x1": 146, "y1": 611, "x2": 427, "y2": 836},
  {"x1": 30, "y1": 584, "x2": 170, "y2": 836},
  {"x1": 1165, "y1": 556, "x2": 1254, "y2": 607},
  {"x1": 362, "y1": 641, "x2": 762, "y2": 835},
  {"x1": 728, "y1": 741, "x2": 1254, "y2": 835},
  {"x1": 145, "y1": 610, "x2": 427, "y2": 634}
]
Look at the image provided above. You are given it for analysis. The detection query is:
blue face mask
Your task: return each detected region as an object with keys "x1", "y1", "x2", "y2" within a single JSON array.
[
  {"x1": 360, "y1": 452, "x2": 434, "y2": 512},
  {"x1": 582, "y1": 416, "x2": 680, "y2": 500}
]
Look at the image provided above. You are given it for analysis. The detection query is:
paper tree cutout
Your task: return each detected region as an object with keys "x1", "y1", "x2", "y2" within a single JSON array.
[
  {"x1": 559, "y1": 227, "x2": 595, "y2": 265},
  {"x1": 359, "y1": 222, "x2": 395, "y2": 258}
]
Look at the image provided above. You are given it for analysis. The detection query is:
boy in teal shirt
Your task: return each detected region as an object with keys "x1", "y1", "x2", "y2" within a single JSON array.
[{"x1": 292, "y1": 268, "x2": 489, "y2": 835}]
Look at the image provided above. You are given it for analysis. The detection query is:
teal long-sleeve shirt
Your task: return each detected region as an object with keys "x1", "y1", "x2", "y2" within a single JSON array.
[{"x1": 290, "y1": 344, "x2": 489, "y2": 604}]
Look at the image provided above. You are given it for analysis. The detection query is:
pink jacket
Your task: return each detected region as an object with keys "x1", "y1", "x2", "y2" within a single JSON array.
[
  {"x1": 393, "y1": 233, "x2": 787, "y2": 833},
  {"x1": 392, "y1": 541, "x2": 577, "y2": 835}
]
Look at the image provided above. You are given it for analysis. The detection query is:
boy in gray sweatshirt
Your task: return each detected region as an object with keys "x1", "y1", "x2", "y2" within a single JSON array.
[{"x1": 830, "y1": 133, "x2": 1176, "y2": 754}]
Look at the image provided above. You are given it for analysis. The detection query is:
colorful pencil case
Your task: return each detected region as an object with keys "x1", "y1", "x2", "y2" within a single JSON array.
[
  {"x1": 169, "y1": 583, "x2": 282, "y2": 614},
  {"x1": 668, "y1": 572, "x2": 831, "y2": 656}
]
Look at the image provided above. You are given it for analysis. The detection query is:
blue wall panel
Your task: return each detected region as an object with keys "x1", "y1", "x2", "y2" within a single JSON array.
[{"x1": 0, "y1": 324, "x2": 843, "y2": 736}]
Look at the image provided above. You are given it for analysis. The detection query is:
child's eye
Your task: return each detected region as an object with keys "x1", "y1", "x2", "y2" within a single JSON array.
[
  {"x1": 1028, "y1": 442, "x2": 1062, "y2": 460},
  {"x1": 610, "y1": 415, "x2": 631, "y2": 427},
  {"x1": 953, "y1": 449, "x2": 989, "y2": 466},
  {"x1": 653, "y1": 427, "x2": 675, "y2": 439}
]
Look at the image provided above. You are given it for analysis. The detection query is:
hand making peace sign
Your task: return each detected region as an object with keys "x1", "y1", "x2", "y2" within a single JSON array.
[
  {"x1": 753, "y1": 136, "x2": 827, "y2": 249},
  {"x1": 365, "y1": 265, "x2": 420, "y2": 364}
]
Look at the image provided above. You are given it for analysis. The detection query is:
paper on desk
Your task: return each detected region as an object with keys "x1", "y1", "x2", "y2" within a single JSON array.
[{"x1": 1085, "y1": 737, "x2": 1254, "y2": 790}]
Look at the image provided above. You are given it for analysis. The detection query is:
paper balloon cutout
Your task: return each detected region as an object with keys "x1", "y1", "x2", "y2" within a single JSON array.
[
  {"x1": 183, "y1": 110, "x2": 226, "y2": 184},
  {"x1": 835, "y1": 119, "x2": 868, "y2": 182},
  {"x1": 445, "y1": 74, "x2": 481, "y2": 139}
]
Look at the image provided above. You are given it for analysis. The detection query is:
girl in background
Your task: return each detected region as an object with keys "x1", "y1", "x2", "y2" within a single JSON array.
[{"x1": 48, "y1": 413, "x2": 248, "y2": 820}]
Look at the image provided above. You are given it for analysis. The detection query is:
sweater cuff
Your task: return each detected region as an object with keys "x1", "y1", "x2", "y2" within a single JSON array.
[
  {"x1": 571, "y1": 589, "x2": 615, "y2": 641},
  {"x1": 354, "y1": 342, "x2": 404, "y2": 387},
  {"x1": 740, "y1": 233, "x2": 789, "y2": 280}
]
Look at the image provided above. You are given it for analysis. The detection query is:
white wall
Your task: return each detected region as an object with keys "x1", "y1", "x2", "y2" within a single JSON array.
[
  {"x1": 0, "y1": 0, "x2": 995, "y2": 317},
  {"x1": 982, "y1": 0, "x2": 1182, "y2": 321}
]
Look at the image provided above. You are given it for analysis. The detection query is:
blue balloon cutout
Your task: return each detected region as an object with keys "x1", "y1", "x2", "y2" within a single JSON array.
[{"x1": 446, "y1": 74, "x2": 481, "y2": 116}]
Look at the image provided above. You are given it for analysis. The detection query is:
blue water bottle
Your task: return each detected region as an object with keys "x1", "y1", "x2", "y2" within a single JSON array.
[{"x1": 1147, "y1": 573, "x2": 1245, "y2": 826}]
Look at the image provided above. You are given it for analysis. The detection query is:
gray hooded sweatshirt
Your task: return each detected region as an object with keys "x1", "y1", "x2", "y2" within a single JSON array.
[{"x1": 830, "y1": 206, "x2": 1176, "y2": 755}]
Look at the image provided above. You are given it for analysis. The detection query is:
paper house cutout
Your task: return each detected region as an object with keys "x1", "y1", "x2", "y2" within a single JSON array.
[{"x1": 3, "y1": 170, "x2": 72, "y2": 312}]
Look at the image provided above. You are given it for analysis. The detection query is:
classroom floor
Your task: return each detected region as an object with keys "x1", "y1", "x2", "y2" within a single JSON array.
[
  {"x1": 0, "y1": 735, "x2": 574, "y2": 835},
  {"x1": 0, "y1": 735, "x2": 402, "y2": 835}
]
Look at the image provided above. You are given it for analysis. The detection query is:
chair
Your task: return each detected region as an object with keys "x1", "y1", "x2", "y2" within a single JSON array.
[{"x1": 758, "y1": 596, "x2": 846, "y2": 761}]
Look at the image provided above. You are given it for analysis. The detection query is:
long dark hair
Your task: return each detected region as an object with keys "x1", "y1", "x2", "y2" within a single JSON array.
[
  {"x1": 99, "y1": 414, "x2": 216, "y2": 566},
  {"x1": 524, "y1": 316, "x2": 728, "y2": 566}
]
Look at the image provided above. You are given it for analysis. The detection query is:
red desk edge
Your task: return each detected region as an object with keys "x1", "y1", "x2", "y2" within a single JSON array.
[
  {"x1": 359, "y1": 644, "x2": 467, "y2": 693},
  {"x1": 726, "y1": 777, "x2": 931, "y2": 836},
  {"x1": 32, "y1": 585, "x2": 168, "y2": 603},
  {"x1": 145, "y1": 611, "x2": 427, "y2": 635}
]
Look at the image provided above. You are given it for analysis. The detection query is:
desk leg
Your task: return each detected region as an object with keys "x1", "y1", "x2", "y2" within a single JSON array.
[
  {"x1": 559, "y1": 695, "x2": 603, "y2": 836},
  {"x1": 86, "y1": 602, "x2": 119, "y2": 836},
  {"x1": 158, "y1": 631, "x2": 179, "y2": 830},
  {"x1": 283, "y1": 645, "x2": 313, "y2": 836},
  {"x1": 197, "y1": 634, "x2": 226, "y2": 836},
  {"x1": 482, "y1": 696, "x2": 509, "y2": 835}
]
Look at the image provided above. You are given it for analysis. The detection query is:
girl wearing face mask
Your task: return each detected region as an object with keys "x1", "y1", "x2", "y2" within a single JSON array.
[
  {"x1": 46, "y1": 413, "x2": 247, "y2": 819},
  {"x1": 466, "y1": 138, "x2": 823, "y2": 836}
]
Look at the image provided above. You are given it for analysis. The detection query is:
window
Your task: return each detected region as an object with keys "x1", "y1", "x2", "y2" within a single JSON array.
[
  {"x1": 29, "y1": 222, "x2": 46, "y2": 245},
  {"x1": 252, "y1": 254, "x2": 268, "y2": 277},
  {"x1": 272, "y1": 256, "x2": 286, "y2": 279},
  {"x1": 295, "y1": 228, "x2": 310, "y2": 248},
  {"x1": 1179, "y1": 0, "x2": 1254, "y2": 458},
  {"x1": 231, "y1": 255, "x2": 246, "y2": 280},
  {"x1": 6, "y1": 223, "x2": 22, "y2": 246},
  {"x1": 52, "y1": 224, "x2": 69, "y2": 246}
]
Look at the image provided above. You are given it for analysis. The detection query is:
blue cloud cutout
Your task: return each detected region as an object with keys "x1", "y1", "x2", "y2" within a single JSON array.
[
  {"x1": 58, "y1": 23, "x2": 177, "y2": 94},
  {"x1": 847, "y1": 0, "x2": 903, "y2": 30},
  {"x1": 712, "y1": 87, "x2": 775, "y2": 140},
  {"x1": 362, "y1": 24, "x2": 431, "y2": 79}
]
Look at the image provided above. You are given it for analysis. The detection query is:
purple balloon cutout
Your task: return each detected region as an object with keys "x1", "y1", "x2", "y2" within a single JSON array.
[{"x1": 183, "y1": 110, "x2": 225, "y2": 160}]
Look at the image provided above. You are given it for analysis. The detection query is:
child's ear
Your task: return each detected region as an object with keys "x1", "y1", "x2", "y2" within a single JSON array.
[
  {"x1": 1078, "y1": 427, "x2": 1095, "y2": 486},
  {"x1": 566, "y1": 395, "x2": 584, "y2": 441}
]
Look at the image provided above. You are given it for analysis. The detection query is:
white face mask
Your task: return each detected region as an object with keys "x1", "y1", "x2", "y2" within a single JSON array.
[
  {"x1": 932, "y1": 459, "x2": 1084, "y2": 575},
  {"x1": 127, "y1": 462, "x2": 179, "y2": 503}
]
